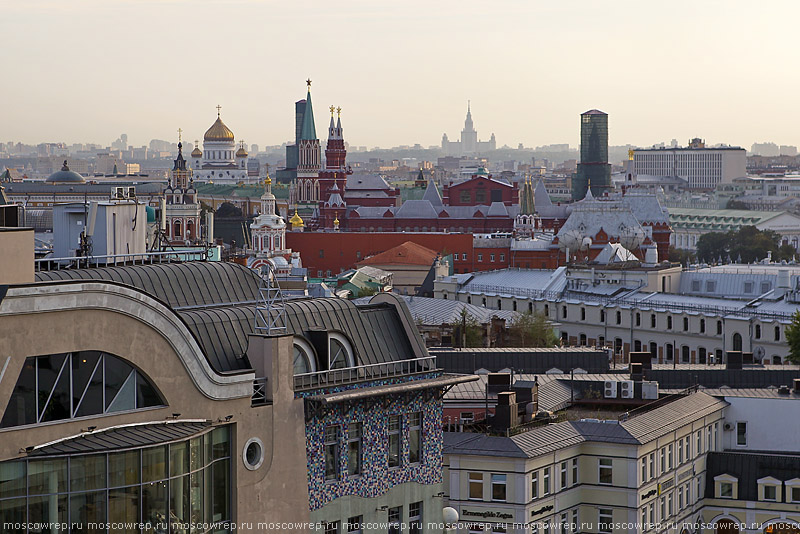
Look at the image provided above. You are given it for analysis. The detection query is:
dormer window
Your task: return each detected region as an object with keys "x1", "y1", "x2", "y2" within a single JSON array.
[
  {"x1": 758, "y1": 476, "x2": 782, "y2": 502},
  {"x1": 714, "y1": 474, "x2": 738, "y2": 499},
  {"x1": 293, "y1": 338, "x2": 317, "y2": 375},
  {"x1": 328, "y1": 333, "x2": 355, "y2": 370}
]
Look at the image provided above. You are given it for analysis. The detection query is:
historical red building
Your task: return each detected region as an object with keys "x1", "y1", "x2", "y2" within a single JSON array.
[{"x1": 443, "y1": 171, "x2": 518, "y2": 206}]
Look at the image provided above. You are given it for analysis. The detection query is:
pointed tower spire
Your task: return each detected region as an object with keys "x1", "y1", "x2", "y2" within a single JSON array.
[{"x1": 300, "y1": 79, "x2": 317, "y2": 141}]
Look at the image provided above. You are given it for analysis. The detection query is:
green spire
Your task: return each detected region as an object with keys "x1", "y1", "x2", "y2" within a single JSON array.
[
  {"x1": 519, "y1": 175, "x2": 535, "y2": 215},
  {"x1": 300, "y1": 82, "x2": 317, "y2": 141}
]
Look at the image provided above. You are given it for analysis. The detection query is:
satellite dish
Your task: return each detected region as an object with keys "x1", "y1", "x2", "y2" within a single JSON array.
[{"x1": 753, "y1": 346, "x2": 765, "y2": 360}]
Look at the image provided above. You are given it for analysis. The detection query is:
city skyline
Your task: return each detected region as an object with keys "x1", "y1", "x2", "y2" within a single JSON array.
[{"x1": 4, "y1": 0, "x2": 800, "y2": 150}]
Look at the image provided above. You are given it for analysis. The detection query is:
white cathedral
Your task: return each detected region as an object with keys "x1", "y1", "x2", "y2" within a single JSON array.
[{"x1": 190, "y1": 107, "x2": 254, "y2": 184}]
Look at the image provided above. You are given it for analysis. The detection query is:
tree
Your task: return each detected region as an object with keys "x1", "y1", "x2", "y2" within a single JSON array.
[
  {"x1": 696, "y1": 226, "x2": 792, "y2": 264},
  {"x1": 507, "y1": 311, "x2": 558, "y2": 348},
  {"x1": 215, "y1": 202, "x2": 243, "y2": 218},
  {"x1": 451, "y1": 309, "x2": 483, "y2": 348},
  {"x1": 668, "y1": 245, "x2": 695, "y2": 265},
  {"x1": 784, "y1": 311, "x2": 800, "y2": 364},
  {"x1": 696, "y1": 231, "x2": 730, "y2": 263}
]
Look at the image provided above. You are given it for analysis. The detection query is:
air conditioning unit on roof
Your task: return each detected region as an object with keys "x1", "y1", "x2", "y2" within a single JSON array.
[{"x1": 604, "y1": 380, "x2": 618, "y2": 399}]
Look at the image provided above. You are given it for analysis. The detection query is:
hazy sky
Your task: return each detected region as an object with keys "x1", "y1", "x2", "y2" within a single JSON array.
[{"x1": 4, "y1": 0, "x2": 799, "y2": 150}]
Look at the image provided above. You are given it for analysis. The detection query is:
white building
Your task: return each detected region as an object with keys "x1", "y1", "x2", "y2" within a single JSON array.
[
  {"x1": 668, "y1": 208, "x2": 800, "y2": 251},
  {"x1": 190, "y1": 109, "x2": 253, "y2": 184},
  {"x1": 633, "y1": 146, "x2": 746, "y2": 190}
]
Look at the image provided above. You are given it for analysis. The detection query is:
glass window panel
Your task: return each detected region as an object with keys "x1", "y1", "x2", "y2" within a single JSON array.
[
  {"x1": 210, "y1": 427, "x2": 230, "y2": 461},
  {"x1": 28, "y1": 458, "x2": 67, "y2": 495},
  {"x1": 107, "y1": 371, "x2": 136, "y2": 413},
  {"x1": 104, "y1": 354, "x2": 134, "y2": 411},
  {"x1": 0, "y1": 358, "x2": 37, "y2": 427},
  {"x1": 109, "y1": 486, "x2": 139, "y2": 534},
  {"x1": 41, "y1": 359, "x2": 71, "y2": 423},
  {"x1": 0, "y1": 497, "x2": 26, "y2": 534},
  {"x1": 142, "y1": 480, "x2": 168, "y2": 533},
  {"x1": 70, "y1": 454, "x2": 106, "y2": 492},
  {"x1": 70, "y1": 490, "x2": 107, "y2": 533},
  {"x1": 211, "y1": 459, "x2": 230, "y2": 523},
  {"x1": 109, "y1": 450, "x2": 140, "y2": 488},
  {"x1": 0, "y1": 461, "x2": 26, "y2": 498},
  {"x1": 293, "y1": 345, "x2": 311, "y2": 375},
  {"x1": 170, "y1": 474, "x2": 190, "y2": 531},
  {"x1": 142, "y1": 446, "x2": 167, "y2": 483},
  {"x1": 408, "y1": 428, "x2": 420, "y2": 464},
  {"x1": 29, "y1": 494, "x2": 68, "y2": 533},
  {"x1": 75, "y1": 363, "x2": 104, "y2": 418},
  {"x1": 190, "y1": 437, "x2": 203, "y2": 473},
  {"x1": 37, "y1": 354, "x2": 67, "y2": 411},
  {"x1": 329, "y1": 339, "x2": 348, "y2": 369},
  {"x1": 190, "y1": 471, "x2": 204, "y2": 532},
  {"x1": 171, "y1": 442, "x2": 190, "y2": 477},
  {"x1": 136, "y1": 371, "x2": 163, "y2": 408},
  {"x1": 72, "y1": 352, "x2": 101, "y2": 414}
]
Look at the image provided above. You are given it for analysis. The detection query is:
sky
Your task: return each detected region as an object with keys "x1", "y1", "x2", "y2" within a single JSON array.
[{"x1": 3, "y1": 0, "x2": 799, "y2": 151}]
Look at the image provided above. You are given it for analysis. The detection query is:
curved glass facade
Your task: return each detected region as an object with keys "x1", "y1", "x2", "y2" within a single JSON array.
[{"x1": 0, "y1": 426, "x2": 231, "y2": 534}]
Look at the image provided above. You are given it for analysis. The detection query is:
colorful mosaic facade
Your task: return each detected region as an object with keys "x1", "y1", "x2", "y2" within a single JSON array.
[{"x1": 302, "y1": 374, "x2": 444, "y2": 510}]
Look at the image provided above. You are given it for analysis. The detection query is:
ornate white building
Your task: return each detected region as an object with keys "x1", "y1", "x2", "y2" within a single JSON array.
[
  {"x1": 191, "y1": 107, "x2": 253, "y2": 184},
  {"x1": 164, "y1": 141, "x2": 202, "y2": 244},
  {"x1": 250, "y1": 174, "x2": 287, "y2": 256}
]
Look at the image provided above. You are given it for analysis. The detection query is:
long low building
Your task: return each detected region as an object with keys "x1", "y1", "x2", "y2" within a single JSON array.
[
  {"x1": 434, "y1": 263, "x2": 800, "y2": 365},
  {"x1": 668, "y1": 208, "x2": 800, "y2": 251}
]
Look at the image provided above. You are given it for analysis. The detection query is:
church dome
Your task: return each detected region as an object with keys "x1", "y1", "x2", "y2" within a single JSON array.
[
  {"x1": 46, "y1": 161, "x2": 85, "y2": 184},
  {"x1": 289, "y1": 209, "x2": 304, "y2": 227},
  {"x1": 191, "y1": 145, "x2": 202, "y2": 157},
  {"x1": 236, "y1": 146, "x2": 248, "y2": 158},
  {"x1": 204, "y1": 116, "x2": 235, "y2": 142}
]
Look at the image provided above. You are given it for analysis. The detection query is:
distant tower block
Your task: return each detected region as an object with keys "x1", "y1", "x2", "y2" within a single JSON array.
[{"x1": 572, "y1": 109, "x2": 611, "y2": 201}]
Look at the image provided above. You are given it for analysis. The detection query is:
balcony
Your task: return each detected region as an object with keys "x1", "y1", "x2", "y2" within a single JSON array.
[{"x1": 293, "y1": 355, "x2": 436, "y2": 392}]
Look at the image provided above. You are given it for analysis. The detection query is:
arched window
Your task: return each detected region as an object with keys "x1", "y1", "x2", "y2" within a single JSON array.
[
  {"x1": 732, "y1": 333, "x2": 743, "y2": 352},
  {"x1": 292, "y1": 338, "x2": 317, "y2": 375},
  {"x1": 1, "y1": 352, "x2": 164, "y2": 428},
  {"x1": 328, "y1": 333, "x2": 354, "y2": 370},
  {"x1": 173, "y1": 220, "x2": 182, "y2": 238}
]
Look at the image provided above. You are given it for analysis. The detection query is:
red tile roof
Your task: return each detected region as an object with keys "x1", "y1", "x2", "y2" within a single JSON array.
[{"x1": 357, "y1": 241, "x2": 439, "y2": 266}]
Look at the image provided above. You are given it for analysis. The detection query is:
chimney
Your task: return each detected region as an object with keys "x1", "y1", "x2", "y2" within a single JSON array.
[
  {"x1": 492, "y1": 391, "x2": 518, "y2": 432},
  {"x1": 629, "y1": 352, "x2": 652, "y2": 370},
  {"x1": 630, "y1": 362, "x2": 643, "y2": 382},
  {"x1": 726, "y1": 351, "x2": 743, "y2": 370}
]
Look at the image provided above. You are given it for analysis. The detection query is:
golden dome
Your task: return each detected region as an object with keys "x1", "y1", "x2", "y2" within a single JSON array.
[
  {"x1": 191, "y1": 146, "x2": 202, "y2": 157},
  {"x1": 289, "y1": 209, "x2": 304, "y2": 227},
  {"x1": 333, "y1": 216, "x2": 340, "y2": 226},
  {"x1": 236, "y1": 146, "x2": 248, "y2": 158},
  {"x1": 204, "y1": 116, "x2": 235, "y2": 142}
]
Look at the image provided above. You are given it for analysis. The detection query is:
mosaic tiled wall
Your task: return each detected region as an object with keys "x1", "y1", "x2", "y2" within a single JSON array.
[{"x1": 302, "y1": 375, "x2": 444, "y2": 510}]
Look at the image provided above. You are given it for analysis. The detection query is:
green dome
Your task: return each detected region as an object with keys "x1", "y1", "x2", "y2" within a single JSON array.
[
  {"x1": 46, "y1": 161, "x2": 85, "y2": 184},
  {"x1": 145, "y1": 205, "x2": 156, "y2": 223}
]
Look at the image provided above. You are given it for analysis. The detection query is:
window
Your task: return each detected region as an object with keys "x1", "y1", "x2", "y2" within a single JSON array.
[
  {"x1": 651, "y1": 314, "x2": 656, "y2": 328},
  {"x1": 460, "y1": 191, "x2": 471, "y2": 203},
  {"x1": 531, "y1": 470, "x2": 538, "y2": 499},
  {"x1": 388, "y1": 506, "x2": 402, "y2": 534},
  {"x1": 790, "y1": 485, "x2": 800, "y2": 503},
  {"x1": 761, "y1": 281, "x2": 771, "y2": 293},
  {"x1": 469, "y1": 472, "x2": 483, "y2": 500},
  {"x1": 678, "y1": 441, "x2": 683, "y2": 464},
  {"x1": 667, "y1": 444, "x2": 673, "y2": 470},
  {"x1": 293, "y1": 339, "x2": 316, "y2": 375},
  {"x1": 641, "y1": 508, "x2": 647, "y2": 530},
  {"x1": 409, "y1": 501, "x2": 422, "y2": 533},
  {"x1": 755, "y1": 324, "x2": 762, "y2": 339},
  {"x1": 490, "y1": 254, "x2": 495, "y2": 262},
  {"x1": 544, "y1": 304, "x2": 549, "y2": 316},
  {"x1": 683, "y1": 317, "x2": 689, "y2": 331},
  {"x1": 660, "y1": 448, "x2": 665, "y2": 473},
  {"x1": 598, "y1": 458, "x2": 612, "y2": 485},
  {"x1": 478, "y1": 254, "x2": 483, "y2": 262},
  {"x1": 1, "y1": 352, "x2": 164, "y2": 428},
  {"x1": 684, "y1": 436, "x2": 691, "y2": 462},
  {"x1": 543, "y1": 467, "x2": 551, "y2": 495},
  {"x1": 581, "y1": 308, "x2": 586, "y2": 320},
  {"x1": 409, "y1": 412, "x2": 422, "y2": 464},
  {"x1": 717, "y1": 320, "x2": 723, "y2": 335},
  {"x1": 635, "y1": 312, "x2": 641, "y2": 326},
  {"x1": 616, "y1": 311, "x2": 621, "y2": 324},
  {"x1": 775, "y1": 325, "x2": 781, "y2": 341},
  {"x1": 706, "y1": 426, "x2": 712, "y2": 452},
  {"x1": 764, "y1": 485, "x2": 777, "y2": 501},
  {"x1": 346, "y1": 423, "x2": 362, "y2": 476},
  {"x1": 667, "y1": 492, "x2": 673, "y2": 516},
  {"x1": 660, "y1": 496, "x2": 665, "y2": 521},
  {"x1": 347, "y1": 516, "x2": 363, "y2": 533},
  {"x1": 572, "y1": 459, "x2": 578, "y2": 486},
  {"x1": 319, "y1": 249, "x2": 325, "y2": 258},
  {"x1": 720, "y1": 482, "x2": 733, "y2": 498},
  {"x1": 700, "y1": 319, "x2": 706, "y2": 333},
  {"x1": 678, "y1": 485, "x2": 684, "y2": 509},
  {"x1": 667, "y1": 316, "x2": 673, "y2": 329},
  {"x1": 641, "y1": 458, "x2": 647, "y2": 483},
  {"x1": 491, "y1": 474, "x2": 506, "y2": 502},
  {"x1": 598, "y1": 508, "x2": 613, "y2": 534},
  {"x1": 329, "y1": 334, "x2": 353, "y2": 370},
  {"x1": 744, "y1": 281, "x2": 753, "y2": 293},
  {"x1": 696, "y1": 431, "x2": 701, "y2": 456},
  {"x1": 706, "y1": 280, "x2": 716, "y2": 292},
  {"x1": 461, "y1": 253, "x2": 467, "y2": 260},
  {"x1": 649, "y1": 453, "x2": 655, "y2": 480},
  {"x1": 560, "y1": 461, "x2": 567, "y2": 489},
  {"x1": 600, "y1": 310, "x2": 605, "y2": 322},
  {"x1": 388, "y1": 416, "x2": 400, "y2": 469},
  {"x1": 500, "y1": 253, "x2": 505, "y2": 262},
  {"x1": 325, "y1": 521, "x2": 339, "y2": 534},
  {"x1": 475, "y1": 189, "x2": 486, "y2": 203},
  {"x1": 324, "y1": 426, "x2": 339, "y2": 481},
  {"x1": 562, "y1": 306, "x2": 567, "y2": 319}
]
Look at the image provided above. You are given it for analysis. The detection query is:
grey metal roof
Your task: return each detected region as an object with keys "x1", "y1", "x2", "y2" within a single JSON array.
[
  {"x1": 487, "y1": 202, "x2": 509, "y2": 217},
  {"x1": 352, "y1": 294, "x2": 518, "y2": 326},
  {"x1": 511, "y1": 422, "x2": 587, "y2": 456},
  {"x1": 346, "y1": 173, "x2": 392, "y2": 190},
  {"x1": 705, "y1": 451, "x2": 800, "y2": 501},
  {"x1": 459, "y1": 267, "x2": 568, "y2": 295},
  {"x1": 3, "y1": 182, "x2": 164, "y2": 195},
  {"x1": 644, "y1": 368, "x2": 800, "y2": 389},
  {"x1": 422, "y1": 180, "x2": 443, "y2": 206},
  {"x1": 620, "y1": 392, "x2": 727, "y2": 443},
  {"x1": 283, "y1": 298, "x2": 424, "y2": 366},
  {"x1": 394, "y1": 200, "x2": 441, "y2": 219},
  {"x1": 308, "y1": 374, "x2": 477, "y2": 404},
  {"x1": 35, "y1": 262, "x2": 262, "y2": 310},
  {"x1": 29, "y1": 421, "x2": 211, "y2": 456},
  {"x1": 443, "y1": 432, "x2": 528, "y2": 458}
]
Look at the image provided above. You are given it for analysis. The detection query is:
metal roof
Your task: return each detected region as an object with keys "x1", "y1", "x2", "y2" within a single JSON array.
[
  {"x1": 619, "y1": 391, "x2": 727, "y2": 443},
  {"x1": 432, "y1": 347, "x2": 609, "y2": 375},
  {"x1": 307, "y1": 374, "x2": 478, "y2": 404},
  {"x1": 29, "y1": 421, "x2": 211, "y2": 456},
  {"x1": 705, "y1": 451, "x2": 800, "y2": 501},
  {"x1": 352, "y1": 294, "x2": 518, "y2": 326},
  {"x1": 645, "y1": 368, "x2": 800, "y2": 389}
]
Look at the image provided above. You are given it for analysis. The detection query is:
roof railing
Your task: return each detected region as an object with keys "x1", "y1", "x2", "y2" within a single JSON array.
[
  {"x1": 35, "y1": 249, "x2": 209, "y2": 271},
  {"x1": 293, "y1": 355, "x2": 437, "y2": 392}
]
